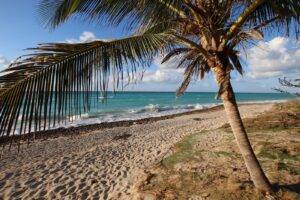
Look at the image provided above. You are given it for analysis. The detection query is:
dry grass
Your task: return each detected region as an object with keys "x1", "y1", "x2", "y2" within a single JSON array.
[{"x1": 139, "y1": 101, "x2": 300, "y2": 200}]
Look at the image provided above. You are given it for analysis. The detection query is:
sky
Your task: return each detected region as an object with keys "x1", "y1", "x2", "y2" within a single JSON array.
[{"x1": 0, "y1": 0, "x2": 299, "y2": 93}]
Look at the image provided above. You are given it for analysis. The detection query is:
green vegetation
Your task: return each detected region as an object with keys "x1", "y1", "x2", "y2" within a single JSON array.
[
  {"x1": 139, "y1": 101, "x2": 300, "y2": 200},
  {"x1": 162, "y1": 133, "x2": 203, "y2": 169},
  {"x1": 259, "y1": 146, "x2": 300, "y2": 162}
]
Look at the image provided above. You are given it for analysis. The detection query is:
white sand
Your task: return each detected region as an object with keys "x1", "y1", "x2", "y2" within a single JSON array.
[{"x1": 0, "y1": 103, "x2": 274, "y2": 200}]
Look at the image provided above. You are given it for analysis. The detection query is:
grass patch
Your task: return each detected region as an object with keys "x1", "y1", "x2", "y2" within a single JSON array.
[
  {"x1": 278, "y1": 162, "x2": 299, "y2": 175},
  {"x1": 162, "y1": 151, "x2": 198, "y2": 169},
  {"x1": 161, "y1": 132, "x2": 205, "y2": 169},
  {"x1": 215, "y1": 151, "x2": 235, "y2": 157},
  {"x1": 258, "y1": 147, "x2": 277, "y2": 160},
  {"x1": 258, "y1": 145, "x2": 300, "y2": 162},
  {"x1": 175, "y1": 133, "x2": 199, "y2": 151}
]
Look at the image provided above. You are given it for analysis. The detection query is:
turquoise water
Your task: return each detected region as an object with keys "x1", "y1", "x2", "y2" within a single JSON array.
[{"x1": 68, "y1": 92, "x2": 296, "y2": 127}]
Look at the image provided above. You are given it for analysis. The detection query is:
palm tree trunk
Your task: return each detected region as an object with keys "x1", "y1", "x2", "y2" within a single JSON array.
[
  {"x1": 212, "y1": 65, "x2": 273, "y2": 193},
  {"x1": 222, "y1": 91, "x2": 273, "y2": 193}
]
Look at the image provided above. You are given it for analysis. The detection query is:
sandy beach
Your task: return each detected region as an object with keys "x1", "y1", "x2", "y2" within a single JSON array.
[{"x1": 0, "y1": 103, "x2": 274, "y2": 200}]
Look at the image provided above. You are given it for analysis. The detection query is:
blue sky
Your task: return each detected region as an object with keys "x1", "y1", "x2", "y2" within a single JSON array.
[{"x1": 0, "y1": 0, "x2": 299, "y2": 93}]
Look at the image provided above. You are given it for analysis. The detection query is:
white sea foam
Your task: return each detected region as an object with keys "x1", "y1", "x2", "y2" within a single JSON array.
[
  {"x1": 12, "y1": 98, "x2": 296, "y2": 134},
  {"x1": 61, "y1": 102, "x2": 220, "y2": 128},
  {"x1": 62, "y1": 99, "x2": 292, "y2": 129},
  {"x1": 239, "y1": 99, "x2": 289, "y2": 104}
]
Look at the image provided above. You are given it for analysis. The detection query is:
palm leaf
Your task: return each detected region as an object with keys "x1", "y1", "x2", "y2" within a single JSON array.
[
  {"x1": 225, "y1": 0, "x2": 300, "y2": 45},
  {"x1": 161, "y1": 47, "x2": 191, "y2": 64},
  {"x1": 229, "y1": 53, "x2": 244, "y2": 75},
  {"x1": 0, "y1": 33, "x2": 172, "y2": 146},
  {"x1": 176, "y1": 54, "x2": 207, "y2": 96},
  {"x1": 38, "y1": 0, "x2": 187, "y2": 29}
]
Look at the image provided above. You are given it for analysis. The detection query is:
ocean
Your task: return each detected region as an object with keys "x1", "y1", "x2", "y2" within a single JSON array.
[{"x1": 66, "y1": 92, "x2": 297, "y2": 128}]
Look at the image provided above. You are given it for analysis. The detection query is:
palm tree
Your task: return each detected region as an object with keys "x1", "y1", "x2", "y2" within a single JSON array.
[{"x1": 1, "y1": 0, "x2": 300, "y2": 194}]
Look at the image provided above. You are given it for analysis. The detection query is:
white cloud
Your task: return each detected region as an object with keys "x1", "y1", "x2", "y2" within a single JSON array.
[
  {"x1": 142, "y1": 54, "x2": 184, "y2": 84},
  {"x1": 66, "y1": 31, "x2": 98, "y2": 43},
  {"x1": 246, "y1": 37, "x2": 300, "y2": 79},
  {"x1": 0, "y1": 55, "x2": 10, "y2": 71},
  {"x1": 138, "y1": 54, "x2": 216, "y2": 92},
  {"x1": 0, "y1": 55, "x2": 9, "y2": 66},
  {"x1": 79, "y1": 31, "x2": 97, "y2": 42}
]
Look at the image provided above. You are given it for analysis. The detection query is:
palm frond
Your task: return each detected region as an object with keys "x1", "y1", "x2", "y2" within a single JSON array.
[
  {"x1": 228, "y1": 28, "x2": 264, "y2": 49},
  {"x1": 225, "y1": 0, "x2": 300, "y2": 45},
  {"x1": 161, "y1": 47, "x2": 191, "y2": 64},
  {"x1": 0, "y1": 33, "x2": 172, "y2": 146},
  {"x1": 38, "y1": 0, "x2": 187, "y2": 29},
  {"x1": 176, "y1": 54, "x2": 208, "y2": 96},
  {"x1": 229, "y1": 53, "x2": 244, "y2": 75},
  {"x1": 176, "y1": 64, "x2": 193, "y2": 96}
]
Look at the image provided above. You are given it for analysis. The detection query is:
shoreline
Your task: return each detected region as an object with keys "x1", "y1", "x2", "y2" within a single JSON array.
[
  {"x1": 0, "y1": 105, "x2": 223, "y2": 146},
  {"x1": 0, "y1": 100, "x2": 287, "y2": 146}
]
